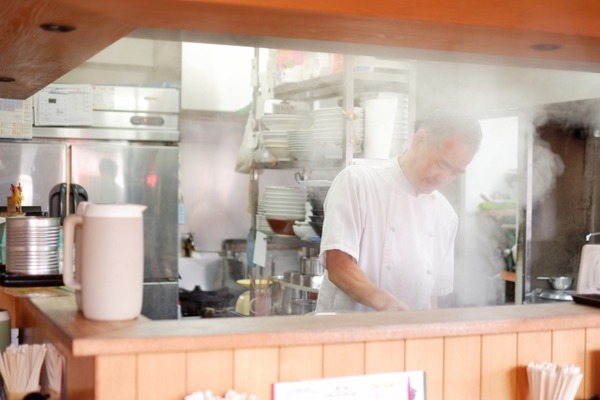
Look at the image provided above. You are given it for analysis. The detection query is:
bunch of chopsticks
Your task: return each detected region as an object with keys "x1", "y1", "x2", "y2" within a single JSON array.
[
  {"x1": 527, "y1": 361, "x2": 582, "y2": 400},
  {"x1": 248, "y1": 269, "x2": 272, "y2": 292},
  {"x1": 45, "y1": 343, "x2": 64, "y2": 396},
  {"x1": 248, "y1": 267, "x2": 272, "y2": 316},
  {"x1": 0, "y1": 344, "x2": 47, "y2": 394}
]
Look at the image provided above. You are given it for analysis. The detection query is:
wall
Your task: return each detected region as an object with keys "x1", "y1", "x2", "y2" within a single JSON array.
[
  {"x1": 181, "y1": 43, "x2": 255, "y2": 112},
  {"x1": 178, "y1": 112, "x2": 250, "y2": 250},
  {"x1": 56, "y1": 38, "x2": 181, "y2": 87},
  {"x1": 414, "y1": 61, "x2": 600, "y2": 117}
]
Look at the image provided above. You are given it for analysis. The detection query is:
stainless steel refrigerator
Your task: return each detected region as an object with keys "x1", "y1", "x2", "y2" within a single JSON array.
[{"x1": 3, "y1": 85, "x2": 182, "y2": 319}]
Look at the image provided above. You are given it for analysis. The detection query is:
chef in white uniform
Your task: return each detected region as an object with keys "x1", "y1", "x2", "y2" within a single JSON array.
[{"x1": 316, "y1": 109, "x2": 482, "y2": 312}]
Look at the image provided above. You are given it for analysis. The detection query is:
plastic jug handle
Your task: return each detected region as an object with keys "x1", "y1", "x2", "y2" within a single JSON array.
[{"x1": 62, "y1": 214, "x2": 83, "y2": 290}]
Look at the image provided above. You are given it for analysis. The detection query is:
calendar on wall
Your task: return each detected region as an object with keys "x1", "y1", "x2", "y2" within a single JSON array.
[
  {"x1": 0, "y1": 98, "x2": 32, "y2": 140},
  {"x1": 33, "y1": 84, "x2": 93, "y2": 126}
]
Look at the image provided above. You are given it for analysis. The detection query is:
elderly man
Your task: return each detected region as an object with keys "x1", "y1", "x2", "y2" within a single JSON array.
[{"x1": 315, "y1": 109, "x2": 482, "y2": 313}]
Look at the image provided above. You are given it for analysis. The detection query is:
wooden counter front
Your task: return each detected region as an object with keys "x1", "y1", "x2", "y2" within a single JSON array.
[{"x1": 15, "y1": 295, "x2": 600, "y2": 399}]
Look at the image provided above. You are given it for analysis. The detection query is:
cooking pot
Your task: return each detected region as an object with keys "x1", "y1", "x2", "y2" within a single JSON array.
[{"x1": 537, "y1": 276, "x2": 573, "y2": 290}]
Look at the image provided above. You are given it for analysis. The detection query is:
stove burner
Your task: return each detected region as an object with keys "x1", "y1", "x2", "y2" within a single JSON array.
[{"x1": 179, "y1": 286, "x2": 234, "y2": 318}]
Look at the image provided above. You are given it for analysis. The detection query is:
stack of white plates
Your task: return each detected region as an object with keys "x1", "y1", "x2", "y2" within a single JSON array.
[
  {"x1": 262, "y1": 186, "x2": 307, "y2": 220},
  {"x1": 256, "y1": 204, "x2": 274, "y2": 234},
  {"x1": 261, "y1": 114, "x2": 312, "y2": 131},
  {"x1": 260, "y1": 130, "x2": 293, "y2": 160},
  {"x1": 287, "y1": 130, "x2": 317, "y2": 161},
  {"x1": 5, "y1": 216, "x2": 61, "y2": 275},
  {"x1": 311, "y1": 107, "x2": 364, "y2": 159}
]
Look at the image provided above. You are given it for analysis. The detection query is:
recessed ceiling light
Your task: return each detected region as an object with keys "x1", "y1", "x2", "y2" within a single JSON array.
[
  {"x1": 529, "y1": 43, "x2": 562, "y2": 52},
  {"x1": 40, "y1": 24, "x2": 76, "y2": 33}
]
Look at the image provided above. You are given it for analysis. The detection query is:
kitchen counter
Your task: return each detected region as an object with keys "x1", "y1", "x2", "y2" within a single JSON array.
[
  {"x1": 26, "y1": 295, "x2": 600, "y2": 355},
  {"x1": 15, "y1": 292, "x2": 600, "y2": 399}
]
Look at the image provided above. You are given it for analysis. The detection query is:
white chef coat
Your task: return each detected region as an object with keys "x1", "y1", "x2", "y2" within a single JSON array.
[{"x1": 315, "y1": 158, "x2": 458, "y2": 313}]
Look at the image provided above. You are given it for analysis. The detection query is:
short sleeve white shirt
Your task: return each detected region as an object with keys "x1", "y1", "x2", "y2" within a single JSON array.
[{"x1": 315, "y1": 158, "x2": 458, "y2": 313}]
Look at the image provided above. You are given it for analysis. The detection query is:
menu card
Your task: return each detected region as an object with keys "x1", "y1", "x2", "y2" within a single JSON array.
[{"x1": 272, "y1": 370, "x2": 425, "y2": 400}]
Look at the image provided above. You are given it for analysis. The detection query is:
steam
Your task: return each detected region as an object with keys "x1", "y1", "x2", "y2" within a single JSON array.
[
  {"x1": 529, "y1": 134, "x2": 565, "y2": 205},
  {"x1": 525, "y1": 101, "x2": 600, "y2": 206},
  {"x1": 533, "y1": 101, "x2": 600, "y2": 130},
  {"x1": 454, "y1": 101, "x2": 600, "y2": 307}
]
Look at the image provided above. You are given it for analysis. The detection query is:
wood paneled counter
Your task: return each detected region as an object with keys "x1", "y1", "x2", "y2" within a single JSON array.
[{"x1": 13, "y1": 294, "x2": 600, "y2": 399}]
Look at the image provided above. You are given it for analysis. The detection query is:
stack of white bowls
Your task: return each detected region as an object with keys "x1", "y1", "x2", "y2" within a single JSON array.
[
  {"x1": 262, "y1": 186, "x2": 307, "y2": 220},
  {"x1": 260, "y1": 113, "x2": 312, "y2": 131},
  {"x1": 260, "y1": 130, "x2": 293, "y2": 160},
  {"x1": 260, "y1": 113, "x2": 312, "y2": 161},
  {"x1": 311, "y1": 107, "x2": 364, "y2": 159}
]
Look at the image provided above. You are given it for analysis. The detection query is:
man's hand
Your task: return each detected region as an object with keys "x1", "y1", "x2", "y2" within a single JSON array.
[{"x1": 325, "y1": 249, "x2": 409, "y2": 312}]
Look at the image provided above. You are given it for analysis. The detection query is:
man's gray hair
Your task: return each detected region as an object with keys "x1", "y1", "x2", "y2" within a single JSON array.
[{"x1": 417, "y1": 109, "x2": 483, "y2": 152}]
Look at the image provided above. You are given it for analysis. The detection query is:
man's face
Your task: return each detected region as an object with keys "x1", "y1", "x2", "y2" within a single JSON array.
[{"x1": 411, "y1": 132, "x2": 476, "y2": 194}]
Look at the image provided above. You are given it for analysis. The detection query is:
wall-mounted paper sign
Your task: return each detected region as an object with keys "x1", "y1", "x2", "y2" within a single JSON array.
[
  {"x1": 0, "y1": 98, "x2": 32, "y2": 139},
  {"x1": 252, "y1": 231, "x2": 268, "y2": 268}
]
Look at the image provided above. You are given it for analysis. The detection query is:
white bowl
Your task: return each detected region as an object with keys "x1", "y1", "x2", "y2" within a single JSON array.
[
  {"x1": 265, "y1": 145, "x2": 292, "y2": 159},
  {"x1": 293, "y1": 223, "x2": 317, "y2": 239},
  {"x1": 261, "y1": 114, "x2": 312, "y2": 131}
]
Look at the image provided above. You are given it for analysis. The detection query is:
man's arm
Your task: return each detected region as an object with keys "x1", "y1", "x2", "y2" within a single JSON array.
[{"x1": 325, "y1": 249, "x2": 410, "y2": 311}]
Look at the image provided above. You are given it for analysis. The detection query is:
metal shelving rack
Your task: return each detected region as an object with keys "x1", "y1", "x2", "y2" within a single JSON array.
[{"x1": 250, "y1": 52, "x2": 416, "y2": 249}]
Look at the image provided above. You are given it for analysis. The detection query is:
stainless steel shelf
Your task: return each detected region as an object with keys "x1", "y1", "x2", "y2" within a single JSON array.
[
  {"x1": 273, "y1": 277, "x2": 319, "y2": 294},
  {"x1": 273, "y1": 70, "x2": 410, "y2": 102},
  {"x1": 266, "y1": 234, "x2": 321, "y2": 249},
  {"x1": 254, "y1": 158, "x2": 345, "y2": 170},
  {"x1": 252, "y1": 55, "x2": 414, "y2": 264}
]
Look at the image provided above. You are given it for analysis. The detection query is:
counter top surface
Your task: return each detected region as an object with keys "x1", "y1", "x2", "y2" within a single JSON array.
[{"x1": 27, "y1": 295, "x2": 600, "y2": 357}]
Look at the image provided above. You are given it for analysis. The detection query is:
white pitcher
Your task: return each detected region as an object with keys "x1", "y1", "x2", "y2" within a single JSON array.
[{"x1": 63, "y1": 202, "x2": 147, "y2": 321}]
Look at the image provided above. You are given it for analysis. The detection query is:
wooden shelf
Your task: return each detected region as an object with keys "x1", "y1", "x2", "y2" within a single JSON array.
[
  {"x1": 0, "y1": 1, "x2": 133, "y2": 99},
  {"x1": 273, "y1": 69, "x2": 409, "y2": 101}
]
